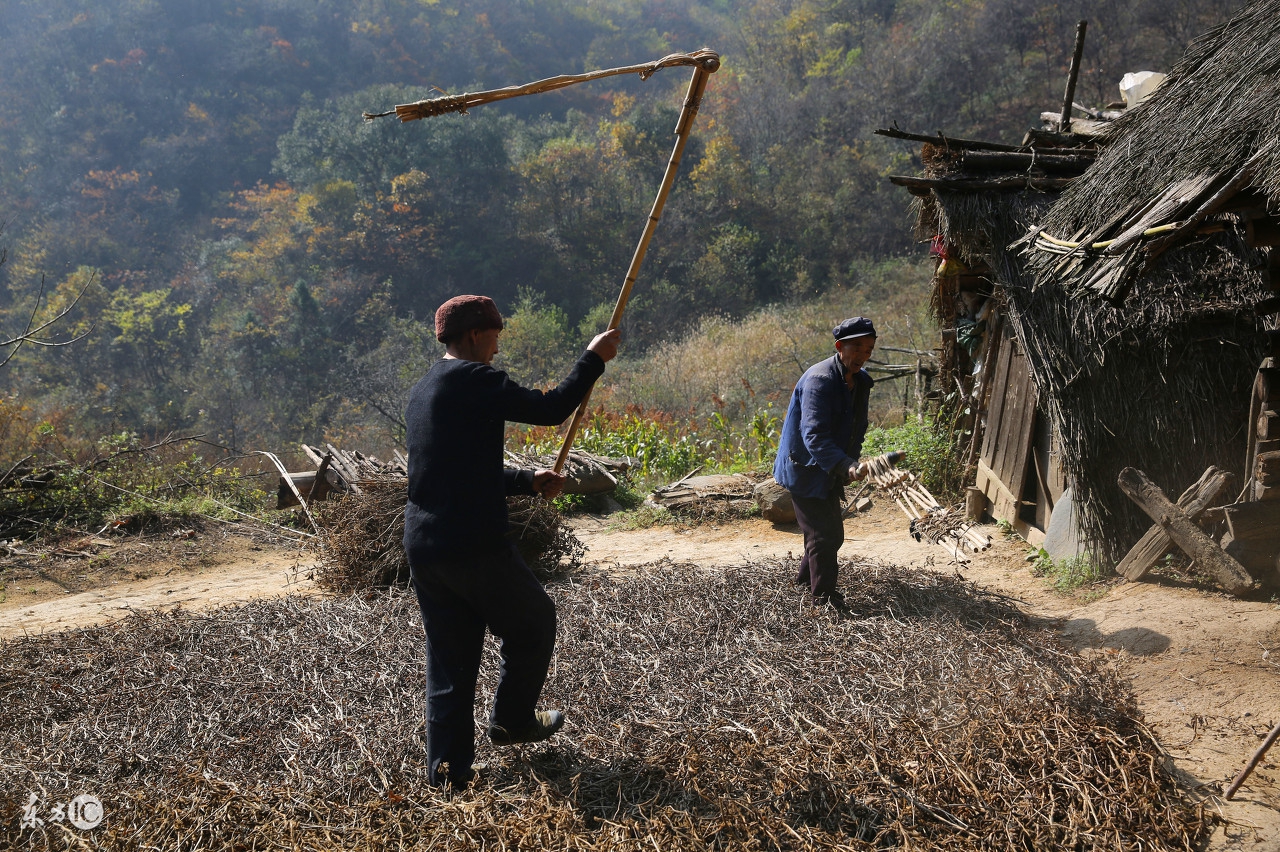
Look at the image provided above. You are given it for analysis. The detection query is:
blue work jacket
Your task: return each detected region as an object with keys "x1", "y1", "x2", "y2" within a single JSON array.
[{"x1": 773, "y1": 354, "x2": 874, "y2": 499}]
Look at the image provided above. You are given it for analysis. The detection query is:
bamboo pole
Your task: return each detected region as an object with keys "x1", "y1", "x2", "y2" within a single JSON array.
[
  {"x1": 554, "y1": 54, "x2": 720, "y2": 472},
  {"x1": 365, "y1": 50, "x2": 721, "y2": 122}
]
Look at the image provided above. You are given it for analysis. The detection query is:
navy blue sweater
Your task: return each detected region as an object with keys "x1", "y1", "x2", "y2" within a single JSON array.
[
  {"x1": 403, "y1": 350, "x2": 605, "y2": 563},
  {"x1": 773, "y1": 354, "x2": 873, "y2": 499}
]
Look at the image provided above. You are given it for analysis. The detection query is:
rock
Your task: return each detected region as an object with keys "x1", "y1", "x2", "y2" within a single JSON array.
[
  {"x1": 754, "y1": 478, "x2": 795, "y2": 523},
  {"x1": 650, "y1": 474, "x2": 755, "y2": 509},
  {"x1": 1043, "y1": 488, "x2": 1086, "y2": 559}
]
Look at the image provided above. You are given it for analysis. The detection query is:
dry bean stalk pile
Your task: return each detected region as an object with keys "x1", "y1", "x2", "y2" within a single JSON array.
[
  {"x1": 312, "y1": 477, "x2": 582, "y2": 592},
  {"x1": 1, "y1": 559, "x2": 1208, "y2": 850}
]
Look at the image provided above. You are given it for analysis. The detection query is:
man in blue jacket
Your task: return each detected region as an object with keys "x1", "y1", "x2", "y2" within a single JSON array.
[
  {"x1": 773, "y1": 317, "x2": 876, "y2": 610},
  {"x1": 404, "y1": 294, "x2": 619, "y2": 787}
]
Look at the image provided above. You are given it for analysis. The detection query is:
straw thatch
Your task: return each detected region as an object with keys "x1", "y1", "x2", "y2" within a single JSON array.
[
  {"x1": 998, "y1": 0, "x2": 1279, "y2": 564},
  {"x1": 2, "y1": 559, "x2": 1210, "y2": 850},
  {"x1": 1033, "y1": 0, "x2": 1280, "y2": 256},
  {"x1": 312, "y1": 478, "x2": 584, "y2": 592}
]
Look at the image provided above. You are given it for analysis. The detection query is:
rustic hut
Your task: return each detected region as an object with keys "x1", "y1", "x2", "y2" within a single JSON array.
[
  {"x1": 1010, "y1": 0, "x2": 1280, "y2": 567},
  {"x1": 880, "y1": 124, "x2": 1100, "y2": 547},
  {"x1": 886, "y1": 0, "x2": 1280, "y2": 571}
]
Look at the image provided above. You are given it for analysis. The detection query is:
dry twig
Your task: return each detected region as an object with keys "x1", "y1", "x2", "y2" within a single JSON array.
[{"x1": 1, "y1": 558, "x2": 1209, "y2": 850}]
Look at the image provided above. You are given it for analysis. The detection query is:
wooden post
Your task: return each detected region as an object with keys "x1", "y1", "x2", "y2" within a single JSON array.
[
  {"x1": 1058, "y1": 20, "x2": 1088, "y2": 134},
  {"x1": 306, "y1": 451, "x2": 334, "y2": 505},
  {"x1": 1117, "y1": 466, "x2": 1236, "y2": 581},
  {"x1": 1116, "y1": 467, "x2": 1255, "y2": 597},
  {"x1": 554, "y1": 54, "x2": 720, "y2": 473}
]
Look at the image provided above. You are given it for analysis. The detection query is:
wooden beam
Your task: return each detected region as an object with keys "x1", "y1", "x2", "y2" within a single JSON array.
[
  {"x1": 889, "y1": 174, "x2": 1075, "y2": 193},
  {"x1": 305, "y1": 452, "x2": 334, "y2": 505},
  {"x1": 1058, "y1": 20, "x2": 1088, "y2": 133},
  {"x1": 1260, "y1": 410, "x2": 1280, "y2": 441},
  {"x1": 1255, "y1": 449, "x2": 1280, "y2": 485},
  {"x1": 1257, "y1": 368, "x2": 1280, "y2": 404},
  {"x1": 1117, "y1": 466, "x2": 1236, "y2": 581},
  {"x1": 1117, "y1": 467, "x2": 1256, "y2": 596},
  {"x1": 960, "y1": 150, "x2": 1094, "y2": 174},
  {"x1": 873, "y1": 127, "x2": 1022, "y2": 153}
]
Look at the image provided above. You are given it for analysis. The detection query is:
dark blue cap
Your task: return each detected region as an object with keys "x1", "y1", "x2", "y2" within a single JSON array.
[{"x1": 833, "y1": 317, "x2": 876, "y2": 341}]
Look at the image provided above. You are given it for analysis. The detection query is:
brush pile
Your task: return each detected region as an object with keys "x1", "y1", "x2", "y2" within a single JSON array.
[
  {"x1": 311, "y1": 478, "x2": 584, "y2": 592},
  {"x1": 1, "y1": 559, "x2": 1208, "y2": 850}
]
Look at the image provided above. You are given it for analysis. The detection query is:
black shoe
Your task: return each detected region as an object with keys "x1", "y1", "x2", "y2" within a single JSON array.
[
  {"x1": 435, "y1": 761, "x2": 487, "y2": 788},
  {"x1": 488, "y1": 710, "x2": 565, "y2": 746},
  {"x1": 814, "y1": 593, "x2": 850, "y2": 613}
]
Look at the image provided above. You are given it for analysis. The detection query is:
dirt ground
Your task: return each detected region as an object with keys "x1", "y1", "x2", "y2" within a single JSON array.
[{"x1": 2, "y1": 502, "x2": 1279, "y2": 850}]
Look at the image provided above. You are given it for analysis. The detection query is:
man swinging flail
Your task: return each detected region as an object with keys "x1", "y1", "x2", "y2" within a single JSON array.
[{"x1": 371, "y1": 51, "x2": 719, "y2": 786}]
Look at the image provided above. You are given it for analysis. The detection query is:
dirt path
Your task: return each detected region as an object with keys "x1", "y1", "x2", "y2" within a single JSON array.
[
  {"x1": 0, "y1": 529, "x2": 317, "y2": 638},
  {"x1": 3, "y1": 504, "x2": 1278, "y2": 848}
]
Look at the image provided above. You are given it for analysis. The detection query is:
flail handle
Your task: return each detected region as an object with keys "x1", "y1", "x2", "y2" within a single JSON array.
[{"x1": 553, "y1": 58, "x2": 718, "y2": 473}]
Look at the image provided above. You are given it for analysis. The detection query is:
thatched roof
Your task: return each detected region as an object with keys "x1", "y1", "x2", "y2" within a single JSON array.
[
  {"x1": 1023, "y1": 0, "x2": 1280, "y2": 301},
  {"x1": 1003, "y1": 0, "x2": 1278, "y2": 564}
]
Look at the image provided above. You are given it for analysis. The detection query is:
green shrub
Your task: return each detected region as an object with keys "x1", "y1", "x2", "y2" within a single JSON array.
[
  {"x1": 862, "y1": 414, "x2": 964, "y2": 502},
  {"x1": 514, "y1": 402, "x2": 780, "y2": 487},
  {"x1": 0, "y1": 432, "x2": 270, "y2": 539},
  {"x1": 1029, "y1": 549, "x2": 1112, "y2": 592}
]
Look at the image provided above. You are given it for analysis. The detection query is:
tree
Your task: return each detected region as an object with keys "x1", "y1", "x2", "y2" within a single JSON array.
[{"x1": 0, "y1": 231, "x2": 94, "y2": 370}]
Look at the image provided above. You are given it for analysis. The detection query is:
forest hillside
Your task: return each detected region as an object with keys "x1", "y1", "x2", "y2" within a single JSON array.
[{"x1": 0, "y1": 0, "x2": 1245, "y2": 452}]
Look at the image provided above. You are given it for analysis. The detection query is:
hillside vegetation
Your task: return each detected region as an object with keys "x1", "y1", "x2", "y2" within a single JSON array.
[{"x1": 0, "y1": 0, "x2": 1244, "y2": 455}]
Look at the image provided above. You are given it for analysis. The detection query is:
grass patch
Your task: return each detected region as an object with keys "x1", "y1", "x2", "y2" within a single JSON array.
[
  {"x1": 608, "y1": 502, "x2": 677, "y2": 531},
  {"x1": 1029, "y1": 549, "x2": 1114, "y2": 593}
]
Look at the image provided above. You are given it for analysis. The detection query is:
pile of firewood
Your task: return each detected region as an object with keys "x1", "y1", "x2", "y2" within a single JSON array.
[
  {"x1": 862, "y1": 452, "x2": 991, "y2": 562},
  {"x1": 282, "y1": 444, "x2": 595, "y2": 592}
]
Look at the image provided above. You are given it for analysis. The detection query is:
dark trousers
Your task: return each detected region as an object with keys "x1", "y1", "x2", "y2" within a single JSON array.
[
  {"x1": 792, "y1": 487, "x2": 845, "y2": 599},
  {"x1": 409, "y1": 543, "x2": 557, "y2": 785}
]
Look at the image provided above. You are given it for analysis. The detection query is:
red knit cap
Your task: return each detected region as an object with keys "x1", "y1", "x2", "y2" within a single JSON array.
[{"x1": 435, "y1": 295, "x2": 504, "y2": 342}]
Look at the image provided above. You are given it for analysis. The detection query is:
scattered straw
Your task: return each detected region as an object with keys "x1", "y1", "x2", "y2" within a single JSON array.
[{"x1": 1, "y1": 558, "x2": 1209, "y2": 849}]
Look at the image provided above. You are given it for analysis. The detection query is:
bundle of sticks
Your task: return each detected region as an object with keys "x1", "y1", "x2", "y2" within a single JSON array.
[{"x1": 858, "y1": 451, "x2": 992, "y2": 563}]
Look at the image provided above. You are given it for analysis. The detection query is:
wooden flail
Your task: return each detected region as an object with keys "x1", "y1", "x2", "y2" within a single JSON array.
[
  {"x1": 364, "y1": 50, "x2": 721, "y2": 474},
  {"x1": 861, "y1": 452, "x2": 992, "y2": 563}
]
